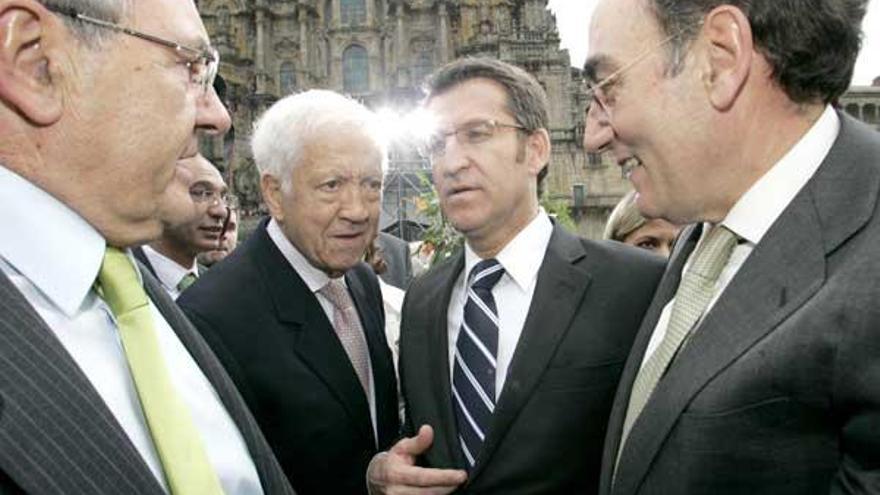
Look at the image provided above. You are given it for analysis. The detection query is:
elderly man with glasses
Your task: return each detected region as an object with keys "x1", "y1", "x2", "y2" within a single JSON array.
[
  {"x1": 0, "y1": 0, "x2": 293, "y2": 493},
  {"x1": 133, "y1": 154, "x2": 231, "y2": 299},
  {"x1": 367, "y1": 57, "x2": 665, "y2": 494},
  {"x1": 583, "y1": 1, "x2": 879, "y2": 494}
]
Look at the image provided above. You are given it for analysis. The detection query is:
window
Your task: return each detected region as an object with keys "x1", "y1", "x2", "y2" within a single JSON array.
[
  {"x1": 279, "y1": 62, "x2": 296, "y2": 94},
  {"x1": 587, "y1": 152, "x2": 603, "y2": 167},
  {"x1": 343, "y1": 45, "x2": 369, "y2": 94},
  {"x1": 572, "y1": 184, "x2": 586, "y2": 208},
  {"x1": 324, "y1": 0, "x2": 333, "y2": 28},
  {"x1": 341, "y1": 0, "x2": 366, "y2": 25}
]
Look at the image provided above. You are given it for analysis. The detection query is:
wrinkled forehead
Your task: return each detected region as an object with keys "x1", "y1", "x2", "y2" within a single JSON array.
[
  {"x1": 132, "y1": 0, "x2": 211, "y2": 49},
  {"x1": 585, "y1": 0, "x2": 663, "y2": 79}
]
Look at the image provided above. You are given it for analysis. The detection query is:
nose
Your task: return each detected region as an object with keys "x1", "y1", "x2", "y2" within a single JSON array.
[
  {"x1": 582, "y1": 104, "x2": 614, "y2": 153},
  {"x1": 432, "y1": 137, "x2": 470, "y2": 179},
  {"x1": 338, "y1": 185, "x2": 373, "y2": 224},
  {"x1": 196, "y1": 86, "x2": 232, "y2": 136},
  {"x1": 207, "y1": 198, "x2": 228, "y2": 220}
]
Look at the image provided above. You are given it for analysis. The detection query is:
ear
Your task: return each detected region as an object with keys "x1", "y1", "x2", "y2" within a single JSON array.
[
  {"x1": 0, "y1": 0, "x2": 62, "y2": 125},
  {"x1": 526, "y1": 127, "x2": 551, "y2": 178},
  {"x1": 260, "y1": 173, "x2": 285, "y2": 222},
  {"x1": 700, "y1": 5, "x2": 753, "y2": 111}
]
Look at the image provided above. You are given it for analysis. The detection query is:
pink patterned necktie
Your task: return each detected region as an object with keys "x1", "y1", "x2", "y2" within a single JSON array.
[{"x1": 319, "y1": 279, "x2": 371, "y2": 395}]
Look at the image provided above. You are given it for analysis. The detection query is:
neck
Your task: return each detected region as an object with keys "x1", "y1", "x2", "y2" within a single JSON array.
[
  {"x1": 149, "y1": 239, "x2": 196, "y2": 270},
  {"x1": 466, "y1": 205, "x2": 539, "y2": 259}
]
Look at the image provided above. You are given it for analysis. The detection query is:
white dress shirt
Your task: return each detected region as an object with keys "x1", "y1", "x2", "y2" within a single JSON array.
[
  {"x1": 447, "y1": 210, "x2": 554, "y2": 399},
  {"x1": 641, "y1": 106, "x2": 840, "y2": 368},
  {"x1": 0, "y1": 165, "x2": 263, "y2": 495},
  {"x1": 141, "y1": 244, "x2": 198, "y2": 300},
  {"x1": 266, "y1": 219, "x2": 378, "y2": 440}
]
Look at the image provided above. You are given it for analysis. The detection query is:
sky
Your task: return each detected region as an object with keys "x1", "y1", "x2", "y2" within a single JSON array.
[{"x1": 547, "y1": 0, "x2": 880, "y2": 86}]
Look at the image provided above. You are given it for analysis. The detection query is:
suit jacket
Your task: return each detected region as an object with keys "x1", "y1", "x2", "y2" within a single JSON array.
[
  {"x1": 0, "y1": 259, "x2": 294, "y2": 494},
  {"x1": 375, "y1": 232, "x2": 413, "y2": 290},
  {"x1": 400, "y1": 224, "x2": 665, "y2": 494},
  {"x1": 178, "y1": 219, "x2": 400, "y2": 495},
  {"x1": 600, "y1": 113, "x2": 880, "y2": 495}
]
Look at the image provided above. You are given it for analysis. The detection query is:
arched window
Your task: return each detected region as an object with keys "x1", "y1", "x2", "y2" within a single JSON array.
[
  {"x1": 845, "y1": 103, "x2": 861, "y2": 119},
  {"x1": 279, "y1": 62, "x2": 296, "y2": 94},
  {"x1": 343, "y1": 45, "x2": 369, "y2": 94},
  {"x1": 864, "y1": 104, "x2": 877, "y2": 125},
  {"x1": 341, "y1": 0, "x2": 366, "y2": 25}
]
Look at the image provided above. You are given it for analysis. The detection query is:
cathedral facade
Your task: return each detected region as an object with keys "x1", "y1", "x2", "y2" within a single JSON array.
[
  {"x1": 197, "y1": 0, "x2": 622, "y2": 239},
  {"x1": 197, "y1": 0, "x2": 880, "y2": 241}
]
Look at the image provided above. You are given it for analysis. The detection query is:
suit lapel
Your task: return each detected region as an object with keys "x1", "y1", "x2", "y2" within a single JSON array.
[
  {"x1": 468, "y1": 226, "x2": 592, "y2": 480},
  {"x1": 0, "y1": 270, "x2": 162, "y2": 494},
  {"x1": 410, "y1": 251, "x2": 466, "y2": 467},
  {"x1": 254, "y1": 227, "x2": 376, "y2": 448},
  {"x1": 599, "y1": 224, "x2": 698, "y2": 494},
  {"x1": 612, "y1": 114, "x2": 880, "y2": 495}
]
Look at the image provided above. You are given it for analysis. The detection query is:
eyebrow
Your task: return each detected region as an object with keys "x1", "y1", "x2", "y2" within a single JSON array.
[{"x1": 583, "y1": 55, "x2": 619, "y2": 84}]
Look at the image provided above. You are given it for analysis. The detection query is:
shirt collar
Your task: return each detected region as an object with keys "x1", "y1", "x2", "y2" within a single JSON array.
[
  {"x1": 266, "y1": 218, "x2": 334, "y2": 292},
  {"x1": 464, "y1": 209, "x2": 553, "y2": 291},
  {"x1": 0, "y1": 165, "x2": 106, "y2": 316},
  {"x1": 141, "y1": 245, "x2": 197, "y2": 290},
  {"x1": 722, "y1": 105, "x2": 839, "y2": 244}
]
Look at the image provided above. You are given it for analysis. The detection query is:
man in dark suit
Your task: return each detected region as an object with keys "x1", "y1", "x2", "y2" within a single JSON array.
[
  {"x1": 367, "y1": 58, "x2": 664, "y2": 494},
  {"x1": 133, "y1": 153, "x2": 229, "y2": 300},
  {"x1": 583, "y1": 1, "x2": 879, "y2": 493},
  {"x1": 0, "y1": 0, "x2": 293, "y2": 493},
  {"x1": 179, "y1": 90, "x2": 399, "y2": 495}
]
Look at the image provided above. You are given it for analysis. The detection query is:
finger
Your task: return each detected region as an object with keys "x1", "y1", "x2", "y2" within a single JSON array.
[
  {"x1": 389, "y1": 464, "x2": 467, "y2": 489},
  {"x1": 391, "y1": 425, "x2": 435, "y2": 456}
]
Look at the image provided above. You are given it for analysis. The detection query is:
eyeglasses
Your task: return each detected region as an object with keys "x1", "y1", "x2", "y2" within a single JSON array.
[
  {"x1": 584, "y1": 32, "x2": 681, "y2": 121},
  {"x1": 422, "y1": 119, "x2": 528, "y2": 158},
  {"x1": 47, "y1": 6, "x2": 219, "y2": 96},
  {"x1": 190, "y1": 185, "x2": 228, "y2": 206}
]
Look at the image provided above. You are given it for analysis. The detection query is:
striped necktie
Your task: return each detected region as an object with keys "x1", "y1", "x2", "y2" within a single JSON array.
[{"x1": 452, "y1": 258, "x2": 505, "y2": 470}]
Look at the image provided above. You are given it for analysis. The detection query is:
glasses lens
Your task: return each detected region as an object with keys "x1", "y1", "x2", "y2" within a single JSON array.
[{"x1": 461, "y1": 122, "x2": 495, "y2": 144}]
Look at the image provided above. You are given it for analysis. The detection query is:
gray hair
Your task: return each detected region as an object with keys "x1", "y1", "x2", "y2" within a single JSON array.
[
  {"x1": 250, "y1": 89, "x2": 388, "y2": 192},
  {"x1": 40, "y1": 0, "x2": 131, "y2": 45},
  {"x1": 603, "y1": 190, "x2": 646, "y2": 242}
]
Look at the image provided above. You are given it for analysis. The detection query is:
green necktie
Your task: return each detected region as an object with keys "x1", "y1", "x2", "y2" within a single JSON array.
[
  {"x1": 616, "y1": 225, "x2": 738, "y2": 473},
  {"x1": 177, "y1": 272, "x2": 198, "y2": 293},
  {"x1": 97, "y1": 247, "x2": 224, "y2": 495}
]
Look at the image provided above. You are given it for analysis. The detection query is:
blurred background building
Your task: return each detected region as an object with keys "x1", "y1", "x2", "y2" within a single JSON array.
[{"x1": 197, "y1": 0, "x2": 880, "y2": 240}]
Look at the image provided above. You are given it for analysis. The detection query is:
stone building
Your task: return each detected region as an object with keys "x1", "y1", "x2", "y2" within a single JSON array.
[
  {"x1": 196, "y1": 0, "x2": 880, "y2": 240},
  {"x1": 196, "y1": 0, "x2": 626, "y2": 239}
]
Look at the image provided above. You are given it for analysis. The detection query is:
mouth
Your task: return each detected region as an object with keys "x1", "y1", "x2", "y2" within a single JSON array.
[
  {"x1": 199, "y1": 225, "x2": 224, "y2": 240},
  {"x1": 444, "y1": 184, "x2": 479, "y2": 199},
  {"x1": 619, "y1": 157, "x2": 643, "y2": 180}
]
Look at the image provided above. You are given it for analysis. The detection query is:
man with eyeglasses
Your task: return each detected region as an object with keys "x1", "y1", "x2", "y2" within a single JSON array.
[
  {"x1": 367, "y1": 58, "x2": 664, "y2": 494},
  {"x1": 583, "y1": 1, "x2": 879, "y2": 494},
  {"x1": 133, "y1": 154, "x2": 230, "y2": 299},
  {"x1": 0, "y1": 0, "x2": 293, "y2": 493}
]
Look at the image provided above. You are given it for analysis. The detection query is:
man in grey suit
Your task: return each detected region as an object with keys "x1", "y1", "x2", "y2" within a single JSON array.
[
  {"x1": 368, "y1": 58, "x2": 665, "y2": 494},
  {"x1": 374, "y1": 231, "x2": 413, "y2": 289},
  {"x1": 0, "y1": 0, "x2": 293, "y2": 493},
  {"x1": 583, "y1": 0, "x2": 879, "y2": 493}
]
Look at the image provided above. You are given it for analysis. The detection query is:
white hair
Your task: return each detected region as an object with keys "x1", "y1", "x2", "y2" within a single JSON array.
[{"x1": 251, "y1": 89, "x2": 388, "y2": 192}]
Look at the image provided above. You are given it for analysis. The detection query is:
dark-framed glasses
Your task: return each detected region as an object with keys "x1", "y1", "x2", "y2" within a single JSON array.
[
  {"x1": 422, "y1": 119, "x2": 528, "y2": 158},
  {"x1": 47, "y1": 6, "x2": 219, "y2": 96},
  {"x1": 584, "y1": 32, "x2": 681, "y2": 121}
]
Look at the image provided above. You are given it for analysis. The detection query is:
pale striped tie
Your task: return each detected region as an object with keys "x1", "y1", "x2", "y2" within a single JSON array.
[
  {"x1": 452, "y1": 258, "x2": 505, "y2": 469},
  {"x1": 616, "y1": 225, "x2": 738, "y2": 470}
]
